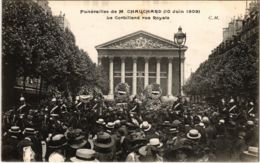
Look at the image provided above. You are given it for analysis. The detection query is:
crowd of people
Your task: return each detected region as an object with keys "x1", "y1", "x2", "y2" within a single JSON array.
[{"x1": 2, "y1": 93, "x2": 259, "y2": 162}]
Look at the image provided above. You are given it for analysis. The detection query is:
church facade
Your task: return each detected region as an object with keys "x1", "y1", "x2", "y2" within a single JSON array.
[{"x1": 96, "y1": 30, "x2": 188, "y2": 98}]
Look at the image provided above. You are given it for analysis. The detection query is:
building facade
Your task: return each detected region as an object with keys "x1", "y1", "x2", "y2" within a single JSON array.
[
  {"x1": 223, "y1": 18, "x2": 243, "y2": 42},
  {"x1": 96, "y1": 31, "x2": 188, "y2": 98}
]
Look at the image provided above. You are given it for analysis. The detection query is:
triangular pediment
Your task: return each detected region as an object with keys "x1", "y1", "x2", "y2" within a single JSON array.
[{"x1": 96, "y1": 30, "x2": 184, "y2": 50}]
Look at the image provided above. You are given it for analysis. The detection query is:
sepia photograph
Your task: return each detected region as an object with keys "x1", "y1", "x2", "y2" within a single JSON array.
[{"x1": 1, "y1": 0, "x2": 259, "y2": 162}]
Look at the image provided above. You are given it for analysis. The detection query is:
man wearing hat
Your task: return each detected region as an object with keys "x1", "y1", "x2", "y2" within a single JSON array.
[
  {"x1": 140, "y1": 121, "x2": 158, "y2": 140},
  {"x1": 165, "y1": 128, "x2": 180, "y2": 149},
  {"x1": 94, "y1": 132, "x2": 116, "y2": 161},
  {"x1": 17, "y1": 96, "x2": 30, "y2": 115},
  {"x1": 240, "y1": 146, "x2": 258, "y2": 161},
  {"x1": 128, "y1": 96, "x2": 141, "y2": 115},
  {"x1": 137, "y1": 138, "x2": 164, "y2": 162},
  {"x1": 65, "y1": 128, "x2": 92, "y2": 159},
  {"x1": 22, "y1": 127, "x2": 43, "y2": 161},
  {"x1": 2, "y1": 126, "x2": 22, "y2": 161},
  {"x1": 46, "y1": 134, "x2": 67, "y2": 161},
  {"x1": 247, "y1": 101, "x2": 257, "y2": 118},
  {"x1": 94, "y1": 118, "x2": 106, "y2": 134},
  {"x1": 70, "y1": 149, "x2": 99, "y2": 162},
  {"x1": 228, "y1": 97, "x2": 240, "y2": 120},
  {"x1": 219, "y1": 98, "x2": 228, "y2": 116},
  {"x1": 202, "y1": 116, "x2": 216, "y2": 145},
  {"x1": 17, "y1": 136, "x2": 36, "y2": 161},
  {"x1": 244, "y1": 120, "x2": 258, "y2": 146},
  {"x1": 115, "y1": 125, "x2": 129, "y2": 161},
  {"x1": 230, "y1": 131, "x2": 247, "y2": 161},
  {"x1": 171, "y1": 96, "x2": 183, "y2": 114},
  {"x1": 49, "y1": 97, "x2": 62, "y2": 115},
  {"x1": 212, "y1": 124, "x2": 232, "y2": 161},
  {"x1": 185, "y1": 129, "x2": 205, "y2": 160}
]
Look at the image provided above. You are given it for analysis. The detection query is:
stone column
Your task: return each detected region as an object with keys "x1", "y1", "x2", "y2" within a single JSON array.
[
  {"x1": 181, "y1": 58, "x2": 185, "y2": 95},
  {"x1": 132, "y1": 57, "x2": 137, "y2": 95},
  {"x1": 167, "y1": 57, "x2": 173, "y2": 96},
  {"x1": 156, "y1": 57, "x2": 161, "y2": 84},
  {"x1": 144, "y1": 57, "x2": 149, "y2": 87},
  {"x1": 109, "y1": 57, "x2": 114, "y2": 95},
  {"x1": 121, "y1": 57, "x2": 125, "y2": 83},
  {"x1": 98, "y1": 56, "x2": 102, "y2": 66}
]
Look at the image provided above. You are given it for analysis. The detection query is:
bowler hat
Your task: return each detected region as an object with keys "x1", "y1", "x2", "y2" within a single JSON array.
[{"x1": 172, "y1": 120, "x2": 182, "y2": 127}]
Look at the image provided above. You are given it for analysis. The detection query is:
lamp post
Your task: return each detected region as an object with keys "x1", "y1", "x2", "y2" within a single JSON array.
[{"x1": 174, "y1": 26, "x2": 186, "y2": 96}]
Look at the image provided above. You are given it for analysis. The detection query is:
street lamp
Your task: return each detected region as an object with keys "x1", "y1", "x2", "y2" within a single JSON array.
[{"x1": 174, "y1": 26, "x2": 186, "y2": 96}]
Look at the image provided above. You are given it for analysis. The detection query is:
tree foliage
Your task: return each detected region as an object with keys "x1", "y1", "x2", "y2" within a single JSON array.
[
  {"x1": 2, "y1": 0, "x2": 108, "y2": 106},
  {"x1": 183, "y1": 40, "x2": 258, "y2": 100}
]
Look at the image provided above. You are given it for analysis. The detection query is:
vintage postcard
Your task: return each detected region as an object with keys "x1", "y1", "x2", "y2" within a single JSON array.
[{"x1": 1, "y1": 0, "x2": 259, "y2": 162}]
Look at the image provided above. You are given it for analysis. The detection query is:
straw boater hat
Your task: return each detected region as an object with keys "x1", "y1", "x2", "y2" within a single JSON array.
[
  {"x1": 96, "y1": 118, "x2": 106, "y2": 125},
  {"x1": 198, "y1": 122, "x2": 205, "y2": 128},
  {"x1": 106, "y1": 122, "x2": 115, "y2": 129},
  {"x1": 20, "y1": 96, "x2": 25, "y2": 101},
  {"x1": 70, "y1": 149, "x2": 99, "y2": 162},
  {"x1": 23, "y1": 128, "x2": 37, "y2": 135},
  {"x1": 202, "y1": 116, "x2": 209, "y2": 124},
  {"x1": 94, "y1": 132, "x2": 115, "y2": 153},
  {"x1": 219, "y1": 119, "x2": 225, "y2": 124},
  {"x1": 147, "y1": 138, "x2": 163, "y2": 148},
  {"x1": 48, "y1": 134, "x2": 67, "y2": 149},
  {"x1": 140, "y1": 121, "x2": 152, "y2": 131},
  {"x1": 51, "y1": 97, "x2": 57, "y2": 102},
  {"x1": 114, "y1": 120, "x2": 121, "y2": 125},
  {"x1": 187, "y1": 129, "x2": 201, "y2": 140},
  {"x1": 241, "y1": 146, "x2": 258, "y2": 161},
  {"x1": 247, "y1": 120, "x2": 254, "y2": 126},
  {"x1": 9, "y1": 126, "x2": 21, "y2": 134}
]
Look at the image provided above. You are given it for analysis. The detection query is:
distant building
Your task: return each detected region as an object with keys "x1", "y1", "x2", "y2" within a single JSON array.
[
  {"x1": 96, "y1": 30, "x2": 188, "y2": 98},
  {"x1": 210, "y1": 0, "x2": 258, "y2": 58},
  {"x1": 53, "y1": 12, "x2": 70, "y2": 31},
  {"x1": 240, "y1": 0, "x2": 259, "y2": 45},
  {"x1": 223, "y1": 18, "x2": 243, "y2": 42}
]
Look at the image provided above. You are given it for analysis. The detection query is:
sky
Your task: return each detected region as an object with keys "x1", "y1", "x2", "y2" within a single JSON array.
[{"x1": 48, "y1": 1, "x2": 246, "y2": 80}]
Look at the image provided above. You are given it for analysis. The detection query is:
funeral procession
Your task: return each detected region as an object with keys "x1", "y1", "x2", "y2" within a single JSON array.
[{"x1": 2, "y1": 0, "x2": 259, "y2": 162}]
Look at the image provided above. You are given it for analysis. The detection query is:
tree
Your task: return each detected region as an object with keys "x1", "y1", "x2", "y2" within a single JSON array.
[{"x1": 3, "y1": 0, "x2": 107, "y2": 107}]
